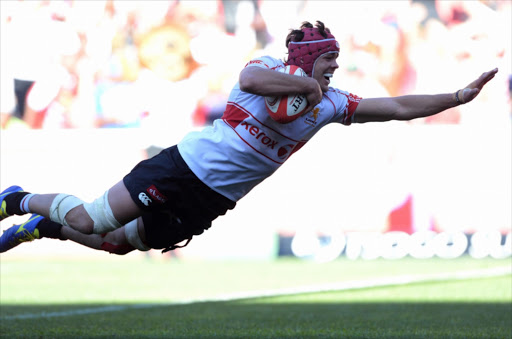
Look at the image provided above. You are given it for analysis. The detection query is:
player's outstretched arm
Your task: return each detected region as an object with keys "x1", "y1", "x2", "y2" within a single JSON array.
[{"x1": 353, "y1": 68, "x2": 498, "y2": 123}]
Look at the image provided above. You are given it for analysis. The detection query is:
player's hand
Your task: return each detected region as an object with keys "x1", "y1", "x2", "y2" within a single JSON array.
[
  {"x1": 460, "y1": 68, "x2": 498, "y2": 104},
  {"x1": 303, "y1": 78, "x2": 323, "y2": 113}
]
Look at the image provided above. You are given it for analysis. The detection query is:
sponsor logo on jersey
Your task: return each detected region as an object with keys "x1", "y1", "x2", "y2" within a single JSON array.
[
  {"x1": 277, "y1": 144, "x2": 294, "y2": 159},
  {"x1": 138, "y1": 192, "x2": 152, "y2": 206},
  {"x1": 304, "y1": 107, "x2": 320, "y2": 126},
  {"x1": 223, "y1": 102, "x2": 305, "y2": 164},
  {"x1": 240, "y1": 121, "x2": 279, "y2": 149},
  {"x1": 245, "y1": 60, "x2": 268, "y2": 68},
  {"x1": 146, "y1": 185, "x2": 167, "y2": 204}
]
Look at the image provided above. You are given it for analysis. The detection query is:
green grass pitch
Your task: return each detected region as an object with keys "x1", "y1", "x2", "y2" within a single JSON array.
[{"x1": 0, "y1": 256, "x2": 511, "y2": 338}]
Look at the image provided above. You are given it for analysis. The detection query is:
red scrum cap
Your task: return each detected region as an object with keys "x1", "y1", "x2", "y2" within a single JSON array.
[{"x1": 287, "y1": 27, "x2": 340, "y2": 77}]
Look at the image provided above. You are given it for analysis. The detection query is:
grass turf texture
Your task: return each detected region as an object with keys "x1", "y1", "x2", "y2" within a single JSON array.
[{"x1": 0, "y1": 257, "x2": 511, "y2": 338}]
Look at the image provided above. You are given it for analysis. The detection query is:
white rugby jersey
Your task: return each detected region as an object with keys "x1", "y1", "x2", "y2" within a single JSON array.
[{"x1": 178, "y1": 56, "x2": 361, "y2": 202}]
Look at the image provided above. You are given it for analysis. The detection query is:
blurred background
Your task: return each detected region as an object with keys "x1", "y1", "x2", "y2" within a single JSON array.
[{"x1": 0, "y1": 0, "x2": 510, "y2": 261}]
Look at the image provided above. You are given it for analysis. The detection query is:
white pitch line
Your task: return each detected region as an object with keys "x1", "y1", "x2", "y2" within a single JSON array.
[{"x1": 2, "y1": 265, "x2": 510, "y2": 320}]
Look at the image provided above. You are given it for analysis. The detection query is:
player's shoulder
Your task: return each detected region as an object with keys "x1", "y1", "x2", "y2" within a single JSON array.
[
  {"x1": 326, "y1": 87, "x2": 362, "y2": 102},
  {"x1": 244, "y1": 55, "x2": 285, "y2": 71},
  {"x1": 326, "y1": 86, "x2": 350, "y2": 96}
]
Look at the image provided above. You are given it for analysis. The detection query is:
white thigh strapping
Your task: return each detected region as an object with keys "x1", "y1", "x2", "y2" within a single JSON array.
[
  {"x1": 124, "y1": 219, "x2": 150, "y2": 251},
  {"x1": 83, "y1": 190, "x2": 122, "y2": 234}
]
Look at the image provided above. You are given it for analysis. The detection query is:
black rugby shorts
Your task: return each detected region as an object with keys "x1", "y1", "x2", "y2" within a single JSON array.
[{"x1": 123, "y1": 145, "x2": 236, "y2": 249}]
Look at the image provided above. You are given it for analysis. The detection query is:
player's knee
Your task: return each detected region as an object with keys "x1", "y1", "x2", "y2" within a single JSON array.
[
  {"x1": 64, "y1": 206, "x2": 94, "y2": 234},
  {"x1": 49, "y1": 191, "x2": 122, "y2": 235},
  {"x1": 49, "y1": 194, "x2": 94, "y2": 233}
]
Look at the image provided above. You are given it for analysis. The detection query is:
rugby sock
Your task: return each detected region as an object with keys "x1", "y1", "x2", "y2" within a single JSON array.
[
  {"x1": 4, "y1": 191, "x2": 30, "y2": 215},
  {"x1": 37, "y1": 218, "x2": 64, "y2": 240},
  {"x1": 20, "y1": 194, "x2": 34, "y2": 213}
]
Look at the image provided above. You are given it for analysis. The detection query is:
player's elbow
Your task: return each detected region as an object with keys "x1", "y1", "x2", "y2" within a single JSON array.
[
  {"x1": 239, "y1": 78, "x2": 252, "y2": 93},
  {"x1": 239, "y1": 67, "x2": 268, "y2": 95},
  {"x1": 394, "y1": 106, "x2": 422, "y2": 121},
  {"x1": 387, "y1": 101, "x2": 408, "y2": 121},
  {"x1": 392, "y1": 109, "x2": 408, "y2": 121},
  {"x1": 239, "y1": 70, "x2": 257, "y2": 93}
]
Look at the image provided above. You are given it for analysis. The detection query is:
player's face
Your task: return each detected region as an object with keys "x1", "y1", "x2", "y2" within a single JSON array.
[{"x1": 313, "y1": 52, "x2": 339, "y2": 92}]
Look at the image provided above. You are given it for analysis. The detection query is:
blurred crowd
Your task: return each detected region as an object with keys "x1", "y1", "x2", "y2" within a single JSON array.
[{"x1": 0, "y1": 0, "x2": 510, "y2": 130}]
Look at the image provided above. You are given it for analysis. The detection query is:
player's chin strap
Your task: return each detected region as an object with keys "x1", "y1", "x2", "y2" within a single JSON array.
[{"x1": 310, "y1": 51, "x2": 338, "y2": 79}]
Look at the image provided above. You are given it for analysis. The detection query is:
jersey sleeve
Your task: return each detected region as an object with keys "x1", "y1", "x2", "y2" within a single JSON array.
[
  {"x1": 344, "y1": 92, "x2": 362, "y2": 125},
  {"x1": 244, "y1": 55, "x2": 283, "y2": 71},
  {"x1": 329, "y1": 89, "x2": 362, "y2": 126}
]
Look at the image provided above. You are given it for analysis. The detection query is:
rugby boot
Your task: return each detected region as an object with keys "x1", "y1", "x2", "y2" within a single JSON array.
[
  {"x1": 0, "y1": 185, "x2": 24, "y2": 221},
  {"x1": 0, "y1": 214, "x2": 43, "y2": 253}
]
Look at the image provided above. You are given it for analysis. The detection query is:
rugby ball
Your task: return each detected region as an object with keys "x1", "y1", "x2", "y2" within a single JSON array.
[{"x1": 265, "y1": 65, "x2": 308, "y2": 123}]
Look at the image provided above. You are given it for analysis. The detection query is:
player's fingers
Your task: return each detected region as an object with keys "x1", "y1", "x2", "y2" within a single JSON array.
[
  {"x1": 471, "y1": 68, "x2": 498, "y2": 89},
  {"x1": 482, "y1": 68, "x2": 498, "y2": 83},
  {"x1": 305, "y1": 93, "x2": 322, "y2": 109},
  {"x1": 303, "y1": 104, "x2": 316, "y2": 115},
  {"x1": 479, "y1": 68, "x2": 498, "y2": 84}
]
